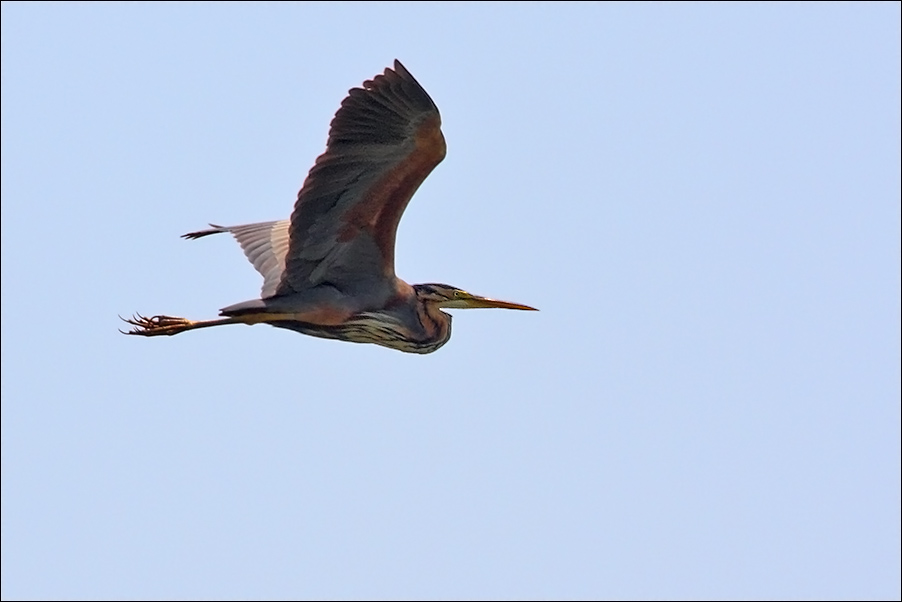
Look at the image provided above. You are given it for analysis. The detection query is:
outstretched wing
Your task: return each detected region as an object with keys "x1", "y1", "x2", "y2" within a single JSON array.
[
  {"x1": 183, "y1": 221, "x2": 290, "y2": 298},
  {"x1": 276, "y1": 60, "x2": 446, "y2": 297}
]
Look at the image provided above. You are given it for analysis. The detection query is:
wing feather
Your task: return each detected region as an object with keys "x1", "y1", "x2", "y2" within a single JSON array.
[
  {"x1": 277, "y1": 60, "x2": 446, "y2": 297},
  {"x1": 184, "y1": 220, "x2": 291, "y2": 298}
]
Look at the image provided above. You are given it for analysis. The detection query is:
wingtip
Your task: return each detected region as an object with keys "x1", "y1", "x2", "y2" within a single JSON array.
[{"x1": 182, "y1": 224, "x2": 227, "y2": 240}]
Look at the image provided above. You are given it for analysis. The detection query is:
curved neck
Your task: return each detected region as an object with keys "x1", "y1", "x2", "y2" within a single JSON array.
[{"x1": 416, "y1": 301, "x2": 452, "y2": 351}]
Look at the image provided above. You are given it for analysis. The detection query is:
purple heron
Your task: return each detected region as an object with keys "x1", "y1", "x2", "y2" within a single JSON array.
[{"x1": 122, "y1": 60, "x2": 536, "y2": 353}]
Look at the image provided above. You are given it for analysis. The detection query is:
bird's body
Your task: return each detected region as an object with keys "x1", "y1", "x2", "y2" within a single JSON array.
[{"x1": 124, "y1": 61, "x2": 535, "y2": 353}]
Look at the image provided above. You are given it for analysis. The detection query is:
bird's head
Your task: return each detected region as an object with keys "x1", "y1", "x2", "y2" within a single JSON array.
[{"x1": 413, "y1": 283, "x2": 538, "y2": 311}]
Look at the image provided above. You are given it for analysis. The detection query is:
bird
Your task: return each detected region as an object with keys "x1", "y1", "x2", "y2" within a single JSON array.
[{"x1": 122, "y1": 60, "x2": 536, "y2": 354}]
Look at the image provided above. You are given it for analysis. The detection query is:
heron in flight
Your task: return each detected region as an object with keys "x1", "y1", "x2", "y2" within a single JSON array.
[{"x1": 123, "y1": 60, "x2": 536, "y2": 353}]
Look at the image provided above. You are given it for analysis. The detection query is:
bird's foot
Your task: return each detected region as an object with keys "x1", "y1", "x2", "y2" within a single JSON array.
[{"x1": 120, "y1": 314, "x2": 194, "y2": 336}]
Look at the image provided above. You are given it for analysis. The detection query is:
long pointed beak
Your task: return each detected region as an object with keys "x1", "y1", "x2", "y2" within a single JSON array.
[{"x1": 455, "y1": 293, "x2": 538, "y2": 311}]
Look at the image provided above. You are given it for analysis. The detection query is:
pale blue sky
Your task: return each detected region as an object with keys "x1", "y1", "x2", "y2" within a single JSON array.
[{"x1": 2, "y1": 3, "x2": 900, "y2": 600}]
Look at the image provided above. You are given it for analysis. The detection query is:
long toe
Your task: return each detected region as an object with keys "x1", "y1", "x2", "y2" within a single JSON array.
[{"x1": 121, "y1": 314, "x2": 192, "y2": 336}]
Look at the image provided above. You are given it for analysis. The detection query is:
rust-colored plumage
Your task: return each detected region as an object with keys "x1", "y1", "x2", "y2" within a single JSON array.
[{"x1": 123, "y1": 60, "x2": 535, "y2": 353}]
